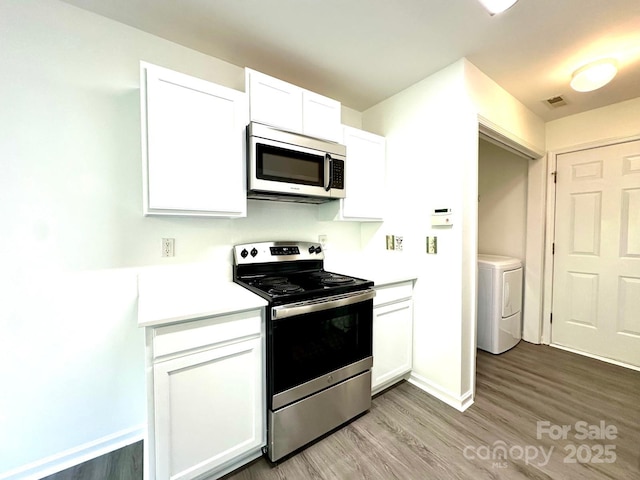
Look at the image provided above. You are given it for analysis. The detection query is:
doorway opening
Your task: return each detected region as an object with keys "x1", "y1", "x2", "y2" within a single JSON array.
[{"x1": 478, "y1": 138, "x2": 529, "y2": 260}]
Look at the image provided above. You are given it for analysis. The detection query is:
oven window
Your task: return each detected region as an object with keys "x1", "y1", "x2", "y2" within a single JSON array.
[
  {"x1": 270, "y1": 300, "x2": 373, "y2": 396},
  {"x1": 257, "y1": 143, "x2": 324, "y2": 186}
]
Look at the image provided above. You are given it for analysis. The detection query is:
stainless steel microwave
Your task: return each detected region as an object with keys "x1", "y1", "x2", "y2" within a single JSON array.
[{"x1": 247, "y1": 122, "x2": 346, "y2": 204}]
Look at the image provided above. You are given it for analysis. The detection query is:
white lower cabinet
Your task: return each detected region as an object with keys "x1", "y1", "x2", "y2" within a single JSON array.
[
  {"x1": 147, "y1": 309, "x2": 265, "y2": 480},
  {"x1": 372, "y1": 281, "x2": 414, "y2": 395}
]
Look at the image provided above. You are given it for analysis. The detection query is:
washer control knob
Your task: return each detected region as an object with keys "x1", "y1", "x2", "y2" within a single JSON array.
[
  {"x1": 250, "y1": 248, "x2": 258, "y2": 257},
  {"x1": 240, "y1": 249, "x2": 249, "y2": 258},
  {"x1": 315, "y1": 246, "x2": 322, "y2": 254}
]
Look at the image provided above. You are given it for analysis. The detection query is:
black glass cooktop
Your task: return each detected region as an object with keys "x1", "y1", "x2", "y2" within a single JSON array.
[
  {"x1": 233, "y1": 241, "x2": 373, "y2": 305},
  {"x1": 235, "y1": 270, "x2": 373, "y2": 304}
]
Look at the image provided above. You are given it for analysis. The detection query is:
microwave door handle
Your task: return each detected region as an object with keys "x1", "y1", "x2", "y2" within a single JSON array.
[{"x1": 324, "y1": 153, "x2": 333, "y2": 191}]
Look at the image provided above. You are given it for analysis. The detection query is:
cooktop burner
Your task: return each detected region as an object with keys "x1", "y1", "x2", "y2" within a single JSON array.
[
  {"x1": 268, "y1": 283, "x2": 304, "y2": 295},
  {"x1": 313, "y1": 272, "x2": 356, "y2": 285},
  {"x1": 257, "y1": 276, "x2": 290, "y2": 287}
]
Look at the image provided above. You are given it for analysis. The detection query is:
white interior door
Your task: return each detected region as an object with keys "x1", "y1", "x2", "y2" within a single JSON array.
[{"x1": 552, "y1": 140, "x2": 640, "y2": 367}]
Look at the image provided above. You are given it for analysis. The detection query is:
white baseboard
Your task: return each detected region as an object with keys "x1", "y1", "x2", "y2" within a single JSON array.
[
  {"x1": 0, "y1": 425, "x2": 145, "y2": 480},
  {"x1": 408, "y1": 372, "x2": 474, "y2": 412},
  {"x1": 550, "y1": 343, "x2": 640, "y2": 372}
]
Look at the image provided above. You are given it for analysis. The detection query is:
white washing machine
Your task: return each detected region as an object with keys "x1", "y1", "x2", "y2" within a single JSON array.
[{"x1": 477, "y1": 254, "x2": 523, "y2": 354}]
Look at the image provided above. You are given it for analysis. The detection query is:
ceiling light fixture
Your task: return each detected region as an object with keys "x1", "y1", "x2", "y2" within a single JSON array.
[
  {"x1": 477, "y1": 0, "x2": 519, "y2": 15},
  {"x1": 570, "y1": 59, "x2": 618, "y2": 92}
]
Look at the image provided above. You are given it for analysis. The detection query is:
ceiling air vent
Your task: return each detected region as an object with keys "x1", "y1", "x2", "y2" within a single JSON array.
[{"x1": 545, "y1": 95, "x2": 567, "y2": 108}]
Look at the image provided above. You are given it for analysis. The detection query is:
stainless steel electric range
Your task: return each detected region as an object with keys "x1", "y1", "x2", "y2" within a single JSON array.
[{"x1": 233, "y1": 241, "x2": 375, "y2": 462}]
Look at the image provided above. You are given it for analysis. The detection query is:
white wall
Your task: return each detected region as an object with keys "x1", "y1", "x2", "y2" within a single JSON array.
[
  {"x1": 478, "y1": 139, "x2": 529, "y2": 260},
  {"x1": 0, "y1": 1, "x2": 361, "y2": 477},
  {"x1": 341, "y1": 106, "x2": 363, "y2": 129},
  {"x1": 360, "y1": 57, "x2": 545, "y2": 410},
  {"x1": 463, "y1": 60, "x2": 547, "y2": 345},
  {"x1": 362, "y1": 60, "x2": 478, "y2": 409},
  {"x1": 464, "y1": 61, "x2": 545, "y2": 151},
  {"x1": 546, "y1": 97, "x2": 640, "y2": 151}
]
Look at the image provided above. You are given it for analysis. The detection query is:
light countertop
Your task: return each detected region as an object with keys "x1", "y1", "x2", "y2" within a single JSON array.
[
  {"x1": 137, "y1": 254, "x2": 417, "y2": 328},
  {"x1": 325, "y1": 255, "x2": 418, "y2": 287},
  {"x1": 137, "y1": 267, "x2": 267, "y2": 328}
]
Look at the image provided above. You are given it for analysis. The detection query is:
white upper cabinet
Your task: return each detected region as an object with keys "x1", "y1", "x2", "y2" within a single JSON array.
[
  {"x1": 246, "y1": 69, "x2": 302, "y2": 133},
  {"x1": 246, "y1": 68, "x2": 341, "y2": 142},
  {"x1": 141, "y1": 63, "x2": 247, "y2": 217},
  {"x1": 302, "y1": 90, "x2": 342, "y2": 142},
  {"x1": 320, "y1": 126, "x2": 386, "y2": 221}
]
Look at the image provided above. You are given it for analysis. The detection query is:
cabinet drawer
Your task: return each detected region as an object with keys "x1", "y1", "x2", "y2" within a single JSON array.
[
  {"x1": 153, "y1": 309, "x2": 262, "y2": 359},
  {"x1": 374, "y1": 281, "x2": 413, "y2": 306}
]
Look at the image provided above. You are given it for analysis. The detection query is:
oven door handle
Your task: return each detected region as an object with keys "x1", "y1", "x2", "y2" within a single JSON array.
[{"x1": 272, "y1": 289, "x2": 375, "y2": 320}]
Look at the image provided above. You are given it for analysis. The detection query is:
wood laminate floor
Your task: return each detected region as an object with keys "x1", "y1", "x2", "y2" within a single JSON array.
[
  {"x1": 41, "y1": 342, "x2": 640, "y2": 479},
  {"x1": 40, "y1": 441, "x2": 142, "y2": 480},
  {"x1": 224, "y1": 342, "x2": 640, "y2": 480}
]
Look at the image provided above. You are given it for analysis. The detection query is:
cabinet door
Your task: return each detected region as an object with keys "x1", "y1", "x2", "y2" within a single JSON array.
[
  {"x1": 153, "y1": 338, "x2": 264, "y2": 480},
  {"x1": 342, "y1": 127, "x2": 386, "y2": 220},
  {"x1": 142, "y1": 64, "x2": 247, "y2": 217},
  {"x1": 246, "y1": 69, "x2": 302, "y2": 132},
  {"x1": 372, "y1": 299, "x2": 413, "y2": 393},
  {"x1": 302, "y1": 90, "x2": 341, "y2": 142}
]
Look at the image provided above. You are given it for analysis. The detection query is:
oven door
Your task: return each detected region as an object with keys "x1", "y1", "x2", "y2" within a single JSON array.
[{"x1": 268, "y1": 290, "x2": 374, "y2": 410}]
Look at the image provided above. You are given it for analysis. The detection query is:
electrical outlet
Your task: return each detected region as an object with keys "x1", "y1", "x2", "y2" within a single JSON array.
[
  {"x1": 426, "y1": 236, "x2": 437, "y2": 254},
  {"x1": 162, "y1": 238, "x2": 175, "y2": 257},
  {"x1": 318, "y1": 234, "x2": 328, "y2": 251},
  {"x1": 386, "y1": 235, "x2": 395, "y2": 250},
  {"x1": 394, "y1": 236, "x2": 403, "y2": 251}
]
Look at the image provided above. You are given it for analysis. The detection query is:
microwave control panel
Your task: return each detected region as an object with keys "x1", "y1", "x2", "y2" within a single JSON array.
[{"x1": 332, "y1": 159, "x2": 345, "y2": 189}]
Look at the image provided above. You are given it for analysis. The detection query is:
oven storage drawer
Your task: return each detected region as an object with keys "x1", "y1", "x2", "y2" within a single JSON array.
[
  {"x1": 272, "y1": 356, "x2": 373, "y2": 410},
  {"x1": 268, "y1": 370, "x2": 372, "y2": 462}
]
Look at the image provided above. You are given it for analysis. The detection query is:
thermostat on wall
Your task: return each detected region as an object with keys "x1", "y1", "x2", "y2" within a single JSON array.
[{"x1": 432, "y1": 208, "x2": 453, "y2": 227}]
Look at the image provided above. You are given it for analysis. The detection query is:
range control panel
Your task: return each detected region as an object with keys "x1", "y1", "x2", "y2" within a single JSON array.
[
  {"x1": 234, "y1": 241, "x2": 324, "y2": 264},
  {"x1": 270, "y1": 246, "x2": 300, "y2": 256}
]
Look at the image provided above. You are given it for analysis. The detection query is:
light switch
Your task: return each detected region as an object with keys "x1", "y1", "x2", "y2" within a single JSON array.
[
  {"x1": 426, "y1": 236, "x2": 437, "y2": 254},
  {"x1": 386, "y1": 235, "x2": 395, "y2": 250}
]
